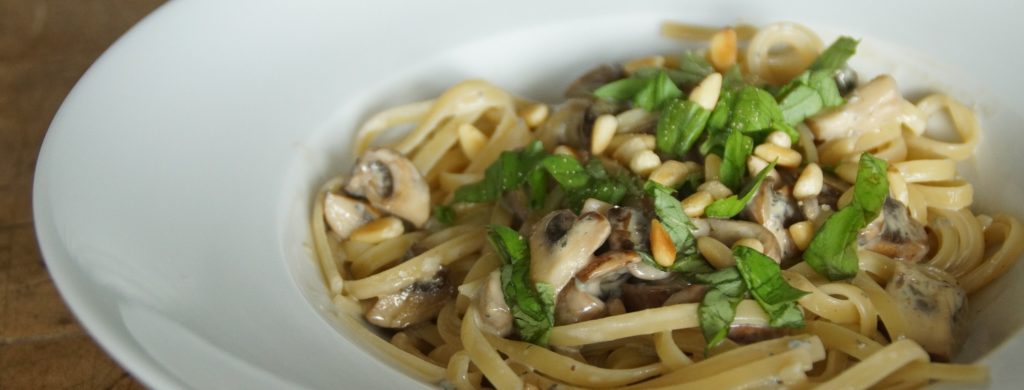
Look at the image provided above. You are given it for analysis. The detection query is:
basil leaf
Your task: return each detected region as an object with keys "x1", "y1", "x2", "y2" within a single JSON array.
[
  {"x1": 778, "y1": 84, "x2": 824, "y2": 126},
  {"x1": 541, "y1": 155, "x2": 590, "y2": 189},
  {"x1": 489, "y1": 225, "x2": 555, "y2": 346},
  {"x1": 692, "y1": 267, "x2": 746, "y2": 297},
  {"x1": 851, "y1": 153, "x2": 889, "y2": 221},
  {"x1": 634, "y1": 70, "x2": 683, "y2": 111},
  {"x1": 810, "y1": 36, "x2": 859, "y2": 74},
  {"x1": 721, "y1": 65, "x2": 745, "y2": 92},
  {"x1": 594, "y1": 77, "x2": 649, "y2": 101},
  {"x1": 644, "y1": 181, "x2": 697, "y2": 258},
  {"x1": 656, "y1": 99, "x2": 711, "y2": 158},
  {"x1": 808, "y1": 70, "x2": 844, "y2": 108},
  {"x1": 527, "y1": 169, "x2": 548, "y2": 210},
  {"x1": 728, "y1": 86, "x2": 779, "y2": 133},
  {"x1": 705, "y1": 160, "x2": 777, "y2": 218},
  {"x1": 719, "y1": 130, "x2": 753, "y2": 192},
  {"x1": 434, "y1": 205, "x2": 455, "y2": 225},
  {"x1": 699, "y1": 288, "x2": 742, "y2": 349},
  {"x1": 676, "y1": 50, "x2": 715, "y2": 88},
  {"x1": 803, "y1": 206, "x2": 865, "y2": 281},
  {"x1": 734, "y1": 246, "x2": 809, "y2": 328}
]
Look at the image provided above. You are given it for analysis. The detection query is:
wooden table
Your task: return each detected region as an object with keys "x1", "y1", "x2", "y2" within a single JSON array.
[{"x1": 1, "y1": 1, "x2": 165, "y2": 388}]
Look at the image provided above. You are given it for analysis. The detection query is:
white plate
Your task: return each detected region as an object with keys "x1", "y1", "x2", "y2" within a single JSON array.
[{"x1": 33, "y1": 0, "x2": 1024, "y2": 388}]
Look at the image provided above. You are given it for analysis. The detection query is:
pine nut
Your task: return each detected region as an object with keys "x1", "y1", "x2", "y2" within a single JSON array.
[
  {"x1": 615, "y1": 108, "x2": 656, "y2": 133},
  {"x1": 681, "y1": 191, "x2": 713, "y2": 218},
  {"x1": 747, "y1": 155, "x2": 780, "y2": 181},
  {"x1": 697, "y1": 180, "x2": 733, "y2": 200},
  {"x1": 835, "y1": 162, "x2": 858, "y2": 184},
  {"x1": 457, "y1": 123, "x2": 487, "y2": 158},
  {"x1": 591, "y1": 114, "x2": 618, "y2": 155},
  {"x1": 766, "y1": 130, "x2": 793, "y2": 148},
  {"x1": 624, "y1": 55, "x2": 666, "y2": 75},
  {"x1": 629, "y1": 150, "x2": 661, "y2": 177},
  {"x1": 709, "y1": 28, "x2": 738, "y2": 72},
  {"x1": 650, "y1": 160, "x2": 698, "y2": 188},
  {"x1": 754, "y1": 143, "x2": 802, "y2": 168},
  {"x1": 733, "y1": 237, "x2": 764, "y2": 253},
  {"x1": 612, "y1": 135, "x2": 655, "y2": 163},
  {"x1": 350, "y1": 217, "x2": 405, "y2": 244},
  {"x1": 519, "y1": 104, "x2": 549, "y2": 128},
  {"x1": 689, "y1": 72, "x2": 722, "y2": 111},
  {"x1": 650, "y1": 220, "x2": 677, "y2": 267},
  {"x1": 838, "y1": 188, "x2": 854, "y2": 209},
  {"x1": 789, "y1": 221, "x2": 814, "y2": 251},
  {"x1": 705, "y1": 154, "x2": 722, "y2": 181},
  {"x1": 793, "y1": 163, "x2": 824, "y2": 200},
  {"x1": 553, "y1": 145, "x2": 580, "y2": 159},
  {"x1": 698, "y1": 236, "x2": 735, "y2": 269},
  {"x1": 581, "y1": 198, "x2": 613, "y2": 215}
]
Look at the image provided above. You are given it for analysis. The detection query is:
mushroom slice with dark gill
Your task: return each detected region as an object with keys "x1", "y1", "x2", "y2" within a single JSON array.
[
  {"x1": 620, "y1": 277, "x2": 708, "y2": 312},
  {"x1": 323, "y1": 192, "x2": 380, "y2": 239},
  {"x1": 474, "y1": 270, "x2": 513, "y2": 337},
  {"x1": 605, "y1": 206, "x2": 649, "y2": 252},
  {"x1": 534, "y1": 98, "x2": 590, "y2": 150},
  {"x1": 366, "y1": 270, "x2": 454, "y2": 329},
  {"x1": 743, "y1": 177, "x2": 799, "y2": 261},
  {"x1": 859, "y1": 197, "x2": 929, "y2": 262},
  {"x1": 556, "y1": 251, "x2": 639, "y2": 325},
  {"x1": 344, "y1": 148, "x2": 430, "y2": 227},
  {"x1": 529, "y1": 210, "x2": 611, "y2": 294},
  {"x1": 885, "y1": 261, "x2": 967, "y2": 361}
]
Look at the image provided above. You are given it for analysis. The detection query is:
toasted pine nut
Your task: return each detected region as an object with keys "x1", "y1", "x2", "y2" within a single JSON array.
[
  {"x1": 615, "y1": 108, "x2": 657, "y2": 134},
  {"x1": 747, "y1": 155, "x2": 781, "y2": 181},
  {"x1": 704, "y1": 154, "x2": 722, "y2": 181},
  {"x1": 612, "y1": 135, "x2": 656, "y2": 163},
  {"x1": 789, "y1": 221, "x2": 814, "y2": 251},
  {"x1": 591, "y1": 114, "x2": 618, "y2": 155},
  {"x1": 650, "y1": 160, "x2": 698, "y2": 188},
  {"x1": 681, "y1": 191, "x2": 713, "y2": 218},
  {"x1": 440, "y1": 172, "x2": 484, "y2": 193},
  {"x1": 835, "y1": 162, "x2": 858, "y2": 184},
  {"x1": 581, "y1": 198, "x2": 613, "y2": 215},
  {"x1": 519, "y1": 104, "x2": 549, "y2": 128},
  {"x1": 698, "y1": 236, "x2": 734, "y2": 269},
  {"x1": 709, "y1": 28, "x2": 738, "y2": 72},
  {"x1": 793, "y1": 163, "x2": 824, "y2": 200},
  {"x1": 458, "y1": 123, "x2": 488, "y2": 159},
  {"x1": 630, "y1": 150, "x2": 662, "y2": 177},
  {"x1": 553, "y1": 145, "x2": 580, "y2": 159},
  {"x1": 766, "y1": 130, "x2": 793, "y2": 149},
  {"x1": 624, "y1": 55, "x2": 666, "y2": 75},
  {"x1": 733, "y1": 238, "x2": 764, "y2": 253},
  {"x1": 650, "y1": 220, "x2": 677, "y2": 267},
  {"x1": 350, "y1": 217, "x2": 405, "y2": 244},
  {"x1": 838, "y1": 188, "x2": 854, "y2": 209},
  {"x1": 754, "y1": 143, "x2": 802, "y2": 168},
  {"x1": 689, "y1": 72, "x2": 722, "y2": 111},
  {"x1": 698, "y1": 180, "x2": 733, "y2": 200}
]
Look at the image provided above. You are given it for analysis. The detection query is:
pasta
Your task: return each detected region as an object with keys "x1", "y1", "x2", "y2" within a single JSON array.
[{"x1": 312, "y1": 21, "x2": 1024, "y2": 389}]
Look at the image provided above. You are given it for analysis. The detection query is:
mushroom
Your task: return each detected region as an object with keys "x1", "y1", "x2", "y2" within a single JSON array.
[
  {"x1": 323, "y1": 192, "x2": 380, "y2": 238},
  {"x1": 555, "y1": 251, "x2": 639, "y2": 325},
  {"x1": 620, "y1": 277, "x2": 708, "y2": 312},
  {"x1": 474, "y1": 270, "x2": 513, "y2": 337},
  {"x1": 529, "y1": 210, "x2": 611, "y2": 294},
  {"x1": 365, "y1": 269, "x2": 453, "y2": 329},
  {"x1": 833, "y1": 67, "x2": 858, "y2": 96},
  {"x1": 807, "y1": 75, "x2": 903, "y2": 143},
  {"x1": 885, "y1": 262, "x2": 967, "y2": 361},
  {"x1": 859, "y1": 197, "x2": 930, "y2": 262},
  {"x1": 797, "y1": 172, "x2": 848, "y2": 227},
  {"x1": 344, "y1": 148, "x2": 430, "y2": 227},
  {"x1": 728, "y1": 325, "x2": 789, "y2": 344},
  {"x1": 692, "y1": 218, "x2": 783, "y2": 261},
  {"x1": 605, "y1": 207, "x2": 649, "y2": 252},
  {"x1": 535, "y1": 98, "x2": 590, "y2": 150},
  {"x1": 565, "y1": 64, "x2": 625, "y2": 99},
  {"x1": 626, "y1": 261, "x2": 673, "y2": 281},
  {"x1": 743, "y1": 177, "x2": 800, "y2": 261}
]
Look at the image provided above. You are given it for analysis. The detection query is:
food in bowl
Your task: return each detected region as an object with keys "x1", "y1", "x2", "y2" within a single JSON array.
[{"x1": 311, "y1": 21, "x2": 1024, "y2": 389}]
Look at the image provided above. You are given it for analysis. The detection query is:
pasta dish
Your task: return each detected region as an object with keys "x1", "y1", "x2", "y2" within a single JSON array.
[{"x1": 310, "y1": 21, "x2": 1024, "y2": 389}]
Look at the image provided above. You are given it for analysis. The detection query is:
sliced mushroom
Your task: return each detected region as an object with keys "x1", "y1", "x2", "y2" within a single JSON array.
[
  {"x1": 365, "y1": 269, "x2": 453, "y2": 329},
  {"x1": 535, "y1": 98, "x2": 590, "y2": 150},
  {"x1": 807, "y1": 75, "x2": 902, "y2": 142},
  {"x1": 555, "y1": 251, "x2": 639, "y2": 325},
  {"x1": 345, "y1": 148, "x2": 430, "y2": 227},
  {"x1": 529, "y1": 210, "x2": 611, "y2": 294},
  {"x1": 323, "y1": 192, "x2": 380, "y2": 238},
  {"x1": 885, "y1": 262, "x2": 967, "y2": 361},
  {"x1": 743, "y1": 177, "x2": 799, "y2": 261},
  {"x1": 474, "y1": 270, "x2": 513, "y2": 337},
  {"x1": 500, "y1": 188, "x2": 531, "y2": 224},
  {"x1": 620, "y1": 277, "x2": 707, "y2": 312},
  {"x1": 605, "y1": 207, "x2": 649, "y2": 252},
  {"x1": 833, "y1": 67, "x2": 858, "y2": 97},
  {"x1": 859, "y1": 197, "x2": 930, "y2": 262},
  {"x1": 797, "y1": 172, "x2": 848, "y2": 227},
  {"x1": 627, "y1": 261, "x2": 673, "y2": 281},
  {"x1": 693, "y1": 218, "x2": 783, "y2": 261},
  {"x1": 565, "y1": 64, "x2": 625, "y2": 98},
  {"x1": 728, "y1": 325, "x2": 789, "y2": 344}
]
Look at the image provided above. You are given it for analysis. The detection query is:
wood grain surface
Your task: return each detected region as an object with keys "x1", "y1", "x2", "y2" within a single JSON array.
[{"x1": 1, "y1": 1, "x2": 166, "y2": 388}]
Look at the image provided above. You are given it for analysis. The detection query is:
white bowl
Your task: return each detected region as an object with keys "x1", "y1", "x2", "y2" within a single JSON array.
[{"x1": 33, "y1": 0, "x2": 1024, "y2": 388}]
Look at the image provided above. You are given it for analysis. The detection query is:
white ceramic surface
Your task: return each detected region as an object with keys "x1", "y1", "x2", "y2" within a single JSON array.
[{"x1": 33, "y1": 0, "x2": 1024, "y2": 389}]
